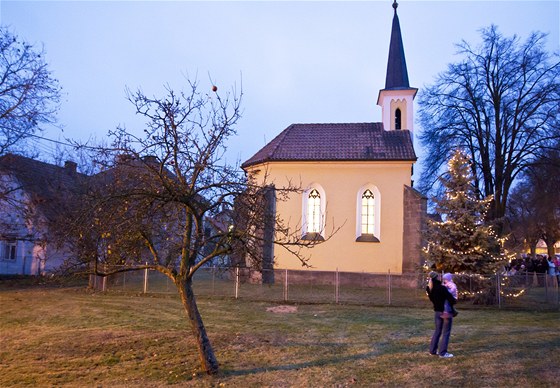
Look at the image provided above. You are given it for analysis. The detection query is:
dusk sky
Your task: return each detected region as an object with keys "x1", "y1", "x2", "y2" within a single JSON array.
[{"x1": 1, "y1": 1, "x2": 558, "y2": 175}]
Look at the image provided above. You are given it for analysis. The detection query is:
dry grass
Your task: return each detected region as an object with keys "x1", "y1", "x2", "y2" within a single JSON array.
[{"x1": 0, "y1": 285, "x2": 559, "y2": 387}]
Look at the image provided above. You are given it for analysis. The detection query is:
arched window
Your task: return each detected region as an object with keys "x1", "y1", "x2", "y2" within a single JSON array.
[
  {"x1": 395, "y1": 108, "x2": 402, "y2": 130},
  {"x1": 302, "y1": 185, "x2": 325, "y2": 241},
  {"x1": 361, "y1": 189, "x2": 375, "y2": 235},
  {"x1": 307, "y1": 189, "x2": 321, "y2": 233},
  {"x1": 356, "y1": 185, "x2": 380, "y2": 242}
]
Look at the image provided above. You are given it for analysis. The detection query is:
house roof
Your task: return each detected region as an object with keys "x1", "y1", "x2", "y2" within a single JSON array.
[
  {"x1": 0, "y1": 153, "x2": 85, "y2": 222},
  {"x1": 385, "y1": 1, "x2": 410, "y2": 90},
  {"x1": 241, "y1": 122, "x2": 416, "y2": 169}
]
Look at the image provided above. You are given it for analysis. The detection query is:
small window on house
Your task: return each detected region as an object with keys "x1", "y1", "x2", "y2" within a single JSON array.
[
  {"x1": 2, "y1": 240, "x2": 17, "y2": 261},
  {"x1": 395, "y1": 108, "x2": 402, "y2": 130}
]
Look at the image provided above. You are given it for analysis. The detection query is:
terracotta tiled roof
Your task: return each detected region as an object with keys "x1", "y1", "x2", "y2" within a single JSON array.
[{"x1": 242, "y1": 123, "x2": 416, "y2": 168}]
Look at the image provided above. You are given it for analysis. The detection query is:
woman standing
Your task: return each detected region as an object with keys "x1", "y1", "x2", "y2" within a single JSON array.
[{"x1": 426, "y1": 271, "x2": 457, "y2": 358}]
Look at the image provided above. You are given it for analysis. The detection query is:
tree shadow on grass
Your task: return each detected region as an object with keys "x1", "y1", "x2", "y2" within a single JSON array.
[{"x1": 221, "y1": 348, "x2": 383, "y2": 377}]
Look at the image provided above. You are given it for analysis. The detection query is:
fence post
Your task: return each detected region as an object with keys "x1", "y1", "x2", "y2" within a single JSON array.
[
  {"x1": 235, "y1": 267, "x2": 240, "y2": 299},
  {"x1": 212, "y1": 266, "x2": 216, "y2": 296},
  {"x1": 545, "y1": 273, "x2": 549, "y2": 302},
  {"x1": 496, "y1": 273, "x2": 501, "y2": 308},
  {"x1": 335, "y1": 268, "x2": 339, "y2": 304},
  {"x1": 284, "y1": 269, "x2": 288, "y2": 302},
  {"x1": 552, "y1": 275, "x2": 560, "y2": 305},
  {"x1": 143, "y1": 264, "x2": 148, "y2": 294},
  {"x1": 102, "y1": 276, "x2": 107, "y2": 292},
  {"x1": 388, "y1": 269, "x2": 392, "y2": 305},
  {"x1": 532, "y1": 271, "x2": 538, "y2": 287},
  {"x1": 556, "y1": 276, "x2": 560, "y2": 308}
]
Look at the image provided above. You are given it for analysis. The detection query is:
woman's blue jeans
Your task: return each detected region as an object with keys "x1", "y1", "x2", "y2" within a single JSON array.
[{"x1": 430, "y1": 311, "x2": 453, "y2": 355}]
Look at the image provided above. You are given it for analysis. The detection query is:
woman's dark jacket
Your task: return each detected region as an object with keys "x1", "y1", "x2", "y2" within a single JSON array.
[{"x1": 426, "y1": 279, "x2": 456, "y2": 312}]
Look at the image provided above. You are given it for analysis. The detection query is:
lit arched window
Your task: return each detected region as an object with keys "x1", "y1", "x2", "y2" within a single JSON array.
[
  {"x1": 356, "y1": 185, "x2": 380, "y2": 242},
  {"x1": 307, "y1": 189, "x2": 321, "y2": 234},
  {"x1": 395, "y1": 108, "x2": 402, "y2": 130},
  {"x1": 361, "y1": 189, "x2": 375, "y2": 235},
  {"x1": 302, "y1": 185, "x2": 325, "y2": 241}
]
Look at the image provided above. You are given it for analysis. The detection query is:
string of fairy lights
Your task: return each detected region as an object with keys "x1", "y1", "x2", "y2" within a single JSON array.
[{"x1": 423, "y1": 264, "x2": 528, "y2": 299}]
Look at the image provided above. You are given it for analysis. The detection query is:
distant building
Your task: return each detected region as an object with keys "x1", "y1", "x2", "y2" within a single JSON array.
[
  {"x1": 242, "y1": 2, "x2": 426, "y2": 274},
  {"x1": 534, "y1": 239, "x2": 560, "y2": 256},
  {"x1": 0, "y1": 153, "x2": 221, "y2": 276},
  {"x1": 0, "y1": 153, "x2": 83, "y2": 275}
]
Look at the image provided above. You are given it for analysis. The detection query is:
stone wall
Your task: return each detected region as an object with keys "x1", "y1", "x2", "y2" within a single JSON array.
[{"x1": 402, "y1": 185, "x2": 427, "y2": 273}]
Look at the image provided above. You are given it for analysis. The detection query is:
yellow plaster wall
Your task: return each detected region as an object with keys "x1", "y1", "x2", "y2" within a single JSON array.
[{"x1": 248, "y1": 160, "x2": 413, "y2": 273}]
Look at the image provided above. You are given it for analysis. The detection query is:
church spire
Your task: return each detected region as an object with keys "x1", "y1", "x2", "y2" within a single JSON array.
[
  {"x1": 385, "y1": 0, "x2": 409, "y2": 89},
  {"x1": 377, "y1": 0, "x2": 417, "y2": 132}
]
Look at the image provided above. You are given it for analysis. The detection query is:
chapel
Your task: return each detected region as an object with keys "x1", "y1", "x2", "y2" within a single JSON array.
[{"x1": 241, "y1": 1, "x2": 426, "y2": 274}]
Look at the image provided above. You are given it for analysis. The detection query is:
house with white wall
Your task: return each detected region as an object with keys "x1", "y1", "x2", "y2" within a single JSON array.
[{"x1": 0, "y1": 153, "x2": 82, "y2": 275}]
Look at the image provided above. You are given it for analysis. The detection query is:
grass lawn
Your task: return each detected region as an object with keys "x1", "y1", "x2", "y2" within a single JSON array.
[{"x1": 1, "y1": 286, "x2": 559, "y2": 387}]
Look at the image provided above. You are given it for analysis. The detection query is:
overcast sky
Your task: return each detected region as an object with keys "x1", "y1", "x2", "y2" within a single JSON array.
[{"x1": 1, "y1": 0, "x2": 559, "y2": 174}]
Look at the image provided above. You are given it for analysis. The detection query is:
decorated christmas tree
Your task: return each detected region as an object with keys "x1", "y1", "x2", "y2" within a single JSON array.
[{"x1": 424, "y1": 150, "x2": 507, "y2": 274}]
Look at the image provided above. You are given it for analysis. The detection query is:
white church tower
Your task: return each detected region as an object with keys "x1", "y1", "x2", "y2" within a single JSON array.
[{"x1": 377, "y1": 0, "x2": 418, "y2": 132}]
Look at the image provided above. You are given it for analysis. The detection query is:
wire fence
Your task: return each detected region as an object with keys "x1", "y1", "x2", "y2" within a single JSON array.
[{"x1": 89, "y1": 267, "x2": 560, "y2": 310}]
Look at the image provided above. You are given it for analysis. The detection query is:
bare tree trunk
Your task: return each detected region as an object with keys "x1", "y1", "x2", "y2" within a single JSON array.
[
  {"x1": 178, "y1": 278, "x2": 219, "y2": 374},
  {"x1": 545, "y1": 239, "x2": 558, "y2": 260},
  {"x1": 529, "y1": 243, "x2": 537, "y2": 259}
]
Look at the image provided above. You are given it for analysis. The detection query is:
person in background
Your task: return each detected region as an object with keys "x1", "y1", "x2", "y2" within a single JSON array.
[
  {"x1": 547, "y1": 256, "x2": 557, "y2": 285},
  {"x1": 426, "y1": 271, "x2": 456, "y2": 358},
  {"x1": 547, "y1": 256, "x2": 555, "y2": 274},
  {"x1": 554, "y1": 255, "x2": 560, "y2": 284}
]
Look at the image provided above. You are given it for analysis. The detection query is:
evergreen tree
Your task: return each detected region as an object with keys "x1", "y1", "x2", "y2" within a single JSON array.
[{"x1": 424, "y1": 150, "x2": 507, "y2": 274}]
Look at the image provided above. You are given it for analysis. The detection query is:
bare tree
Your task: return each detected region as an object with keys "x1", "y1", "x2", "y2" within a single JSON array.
[
  {"x1": 418, "y1": 26, "x2": 560, "y2": 230},
  {"x1": 0, "y1": 27, "x2": 61, "y2": 155},
  {"x1": 506, "y1": 185, "x2": 541, "y2": 257},
  {"x1": 57, "y1": 80, "x2": 326, "y2": 375},
  {"x1": 507, "y1": 147, "x2": 560, "y2": 258}
]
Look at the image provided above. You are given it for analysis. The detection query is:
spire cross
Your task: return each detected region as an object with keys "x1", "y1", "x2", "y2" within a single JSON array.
[{"x1": 393, "y1": 0, "x2": 398, "y2": 12}]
